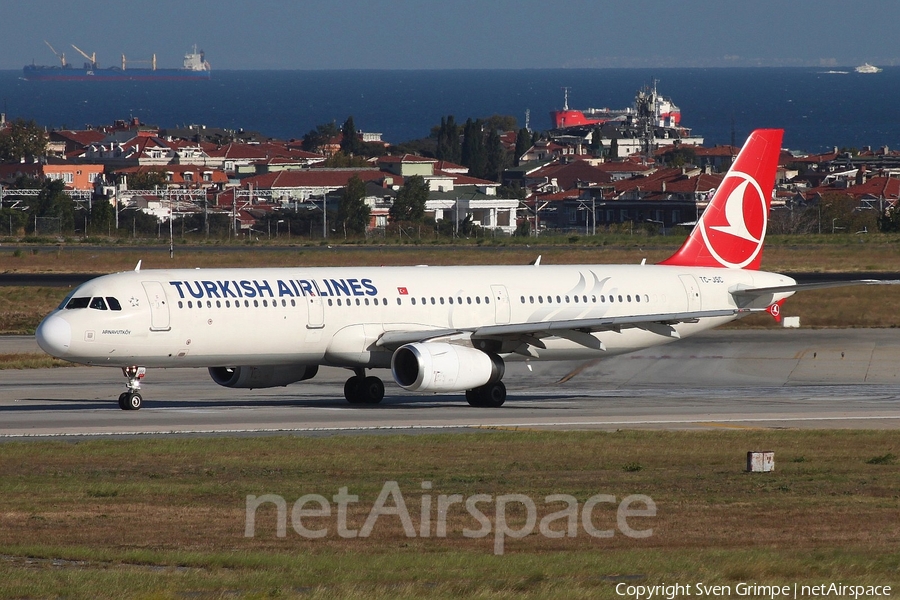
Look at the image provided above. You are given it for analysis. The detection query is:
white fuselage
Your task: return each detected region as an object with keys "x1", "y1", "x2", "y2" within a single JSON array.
[{"x1": 37, "y1": 263, "x2": 796, "y2": 370}]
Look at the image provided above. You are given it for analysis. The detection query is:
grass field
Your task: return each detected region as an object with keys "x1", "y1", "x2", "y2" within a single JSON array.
[{"x1": 0, "y1": 431, "x2": 897, "y2": 598}]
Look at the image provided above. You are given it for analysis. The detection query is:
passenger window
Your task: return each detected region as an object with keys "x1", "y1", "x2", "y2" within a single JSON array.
[
  {"x1": 430, "y1": 297, "x2": 435, "y2": 305},
  {"x1": 66, "y1": 297, "x2": 91, "y2": 309},
  {"x1": 635, "y1": 295, "x2": 640, "y2": 303},
  {"x1": 440, "y1": 297, "x2": 445, "y2": 305},
  {"x1": 608, "y1": 295, "x2": 613, "y2": 303},
  {"x1": 618, "y1": 295, "x2": 623, "y2": 302},
  {"x1": 364, "y1": 298, "x2": 370, "y2": 306},
  {"x1": 188, "y1": 301, "x2": 193, "y2": 308},
  {"x1": 485, "y1": 297, "x2": 490, "y2": 304},
  {"x1": 291, "y1": 299, "x2": 296, "y2": 307},
  {"x1": 565, "y1": 296, "x2": 569, "y2": 303},
  {"x1": 89, "y1": 297, "x2": 107, "y2": 310},
  {"x1": 412, "y1": 298, "x2": 417, "y2": 305},
  {"x1": 529, "y1": 296, "x2": 534, "y2": 304},
  {"x1": 178, "y1": 301, "x2": 184, "y2": 308},
  {"x1": 253, "y1": 300, "x2": 259, "y2": 307},
  {"x1": 627, "y1": 295, "x2": 632, "y2": 302},
  {"x1": 216, "y1": 300, "x2": 222, "y2": 308},
  {"x1": 328, "y1": 299, "x2": 333, "y2": 306},
  {"x1": 520, "y1": 296, "x2": 525, "y2": 303},
  {"x1": 574, "y1": 296, "x2": 579, "y2": 303},
  {"x1": 106, "y1": 297, "x2": 122, "y2": 311},
  {"x1": 538, "y1": 296, "x2": 543, "y2": 304},
  {"x1": 475, "y1": 297, "x2": 481, "y2": 304},
  {"x1": 448, "y1": 297, "x2": 454, "y2": 305},
  {"x1": 397, "y1": 298, "x2": 402, "y2": 305},
  {"x1": 556, "y1": 296, "x2": 561, "y2": 303},
  {"x1": 467, "y1": 297, "x2": 472, "y2": 305}
]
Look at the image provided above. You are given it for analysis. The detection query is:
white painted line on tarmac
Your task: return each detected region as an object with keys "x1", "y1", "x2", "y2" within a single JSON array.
[{"x1": 3, "y1": 413, "x2": 900, "y2": 438}]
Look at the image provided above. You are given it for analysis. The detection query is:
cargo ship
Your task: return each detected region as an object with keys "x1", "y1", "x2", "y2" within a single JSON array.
[
  {"x1": 550, "y1": 81, "x2": 680, "y2": 129},
  {"x1": 23, "y1": 43, "x2": 211, "y2": 81}
]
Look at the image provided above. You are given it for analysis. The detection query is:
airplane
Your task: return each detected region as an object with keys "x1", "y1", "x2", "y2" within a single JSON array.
[{"x1": 34, "y1": 128, "x2": 881, "y2": 411}]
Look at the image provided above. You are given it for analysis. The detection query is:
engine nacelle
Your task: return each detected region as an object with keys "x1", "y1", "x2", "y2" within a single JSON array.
[
  {"x1": 208, "y1": 364, "x2": 318, "y2": 389},
  {"x1": 391, "y1": 342, "x2": 504, "y2": 392}
]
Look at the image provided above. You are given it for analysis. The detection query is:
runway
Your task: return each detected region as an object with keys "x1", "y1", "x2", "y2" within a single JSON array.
[{"x1": 2, "y1": 329, "x2": 900, "y2": 438}]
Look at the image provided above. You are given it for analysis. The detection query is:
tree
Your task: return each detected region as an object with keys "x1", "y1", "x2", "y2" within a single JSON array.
[
  {"x1": 483, "y1": 114, "x2": 517, "y2": 133},
  {"x1": 819, "y1": 192, "x2": 876, "y2": 234},
  {"x1": 322, "y1": 152, "x2": 371, "y2": 168},
  {"x1": 390, "y1": 174, "x2": 428, "y2": 223},
  {"x1": 659, "y1": 145, "x2": 696, "y2": 168},
  {"x1": 126, "y1": 169, "x2": 167, "y2": 190},
  {"x1": 435, "y1": 115, "x2": 462, "y2": 163},
  {"x1": 30, "y1": 178, "x2": 74, "y2": 234},
  {"x1": 590, "y1": 126, "x2": 605, "y2": 157},
  {"x1": 337, "y1": 175, "x2": 371, "y2": 236},
  {"x1": 301, "y1": 122, "x2": 340, "y2": 153},
  {"x1": 0, "y1": 119, "x2": 47, "y2": 162},
  {"x1": 461, "y1": 119, "x2": 487, "y2": 179},
  {"x1": 340, "y1": 116, "x2": 363, "y2": 156},
  {"x1": 514, "y1": 127, "x2": 531, "y2": 165},
  {"x1": 484, "y1": 127, "x2": 508, "y2": 182},
  {"x1": 89, "y1": 198, "x2": 115, "y2": 236}
]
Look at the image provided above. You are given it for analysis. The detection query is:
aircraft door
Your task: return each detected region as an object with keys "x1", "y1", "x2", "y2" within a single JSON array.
[
  {"x1": 307, "y1": 295, "x2": 325, "y2": 329},
  {"x1": 142, "y1": 281, "x2": 171, "y2": 331},
  {"x1": 678, "y1": 274, "x2": 702, "y2": 312},
  {"x1": 491, "y1": 284, "x2": 511, "y2": 324}
]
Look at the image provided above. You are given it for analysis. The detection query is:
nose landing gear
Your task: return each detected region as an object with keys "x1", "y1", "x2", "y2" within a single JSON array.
[{"x1": 118, "y1": 366, "x2": 146, "y2": 410}]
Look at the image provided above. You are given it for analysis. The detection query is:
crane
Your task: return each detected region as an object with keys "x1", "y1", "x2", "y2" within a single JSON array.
[
  {"x1": 43, "y1": 40, "x2": 66, "y2": 67},
  {"x1": 70, "y1": 44, "x2": 97, "y2": 67}
]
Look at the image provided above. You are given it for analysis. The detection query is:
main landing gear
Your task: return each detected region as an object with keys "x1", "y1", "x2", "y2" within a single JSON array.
[
  {"x1": 465, "y1": 381, "x2": 507, "y2": 408},
  {"x1": 343, "y1": 369, "x2": 385, "y2": 404},
  {"x1": 118, "y1": 366, "x2": 146, "y2": 410}
]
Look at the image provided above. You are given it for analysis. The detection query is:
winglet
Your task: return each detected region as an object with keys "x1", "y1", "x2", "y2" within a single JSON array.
[
  {"x1": 659, "y1": 129, "x2": 783, "y2": 270},
  {"x1": 134, "y1": 260, "x2": 142, "y2": 272}
]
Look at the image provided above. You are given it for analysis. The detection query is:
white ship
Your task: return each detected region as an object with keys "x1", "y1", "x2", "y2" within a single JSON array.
[{"x1": 855, "y1": 63, "x2": 882, "y2": 74}]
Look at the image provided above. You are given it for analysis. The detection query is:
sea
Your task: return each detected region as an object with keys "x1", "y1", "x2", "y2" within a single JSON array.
[{"x1": 1, "y1": 67, "x2": 899, "y2": 154}]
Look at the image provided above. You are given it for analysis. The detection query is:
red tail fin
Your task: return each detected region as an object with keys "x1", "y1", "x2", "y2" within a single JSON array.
[{"x1": 659, "y1": 128, "x2": 783, "y2": 270}]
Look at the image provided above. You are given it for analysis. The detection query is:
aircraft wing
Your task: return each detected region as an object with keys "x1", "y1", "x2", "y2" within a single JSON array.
[{"x1": 375, "y1": 308, "x2": 751, "y2": 352}]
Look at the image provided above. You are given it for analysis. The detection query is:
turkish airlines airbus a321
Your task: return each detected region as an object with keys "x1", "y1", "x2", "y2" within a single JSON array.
[{"x1": 34, "y1": 129, "x2": 881, "y2": 410}]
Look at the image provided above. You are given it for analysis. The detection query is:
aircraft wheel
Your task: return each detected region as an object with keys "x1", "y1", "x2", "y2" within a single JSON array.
[
  {"x1": 467, "y1": 382, "x2": 506, "y2": 407},
  {"x1": 124, "y1": 392, "x2": 142, "y2": 411},
  {"x1": 482, "y1": 382, "x2": 506, "y2": 407},
  {"x1": 361, "y1": 376, "x2": 385, "y2": 404},
  {"x1": 344, "y1": 376, "x2": 364, "y2": 404},
  {"x1": 117, "y1": 392, "x2": 128, "y2": 410}
]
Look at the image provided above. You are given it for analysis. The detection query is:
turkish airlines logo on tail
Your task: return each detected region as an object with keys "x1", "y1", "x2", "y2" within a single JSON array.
[{"x1": 699, "y1": 171, "x2": 767, "y2": 269}]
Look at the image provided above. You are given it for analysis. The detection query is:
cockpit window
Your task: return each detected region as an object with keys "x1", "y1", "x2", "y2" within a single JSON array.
[
  {"x1": 106, "y1": 297, "x2": 122, "y2": 311},
  {"x1": 65, "y1": 297, "x2": 91, "y2": 310},
  {"x1": 89, "y1": 297, "x2": 108, "y2": 310}
]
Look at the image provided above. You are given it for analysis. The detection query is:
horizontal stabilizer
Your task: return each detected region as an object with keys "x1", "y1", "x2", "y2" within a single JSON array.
[{"x1": 731, "y1": 279, "x2": 900, "y2": 301}]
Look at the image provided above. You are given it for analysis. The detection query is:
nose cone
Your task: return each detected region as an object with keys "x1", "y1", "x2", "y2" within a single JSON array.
[{"x1": 36, "y1": 314, "x2": 71, "y2": 357}]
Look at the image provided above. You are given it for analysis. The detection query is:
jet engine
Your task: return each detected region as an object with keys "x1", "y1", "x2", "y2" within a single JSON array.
[
  {"x1": 391, "y1": 342, "x2": 504, "y2": 392},
  {"x1": 208, "y1": 365, "x2": 319, "y2": 389}
]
